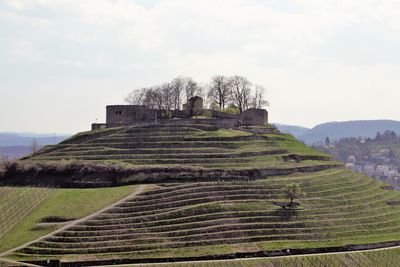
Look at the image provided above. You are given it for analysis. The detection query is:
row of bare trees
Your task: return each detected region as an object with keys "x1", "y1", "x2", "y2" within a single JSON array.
[
  {"x1": 208, "y1": 75, "x2": 268, "y2": 112},
  {"x1": 125, "y1": 75, "x2": 269, "y2": 114},
  {"x1": 125, "y1": 77, "x2": 203, "y2": 118}
]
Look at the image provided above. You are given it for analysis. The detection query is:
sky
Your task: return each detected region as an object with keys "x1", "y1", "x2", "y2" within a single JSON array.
[{"x1": 1, "y1": 0, "x2": 400, "y2": 134}]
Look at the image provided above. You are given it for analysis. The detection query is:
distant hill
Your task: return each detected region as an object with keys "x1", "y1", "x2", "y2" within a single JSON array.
[
  {"x1": 0, "y1": 133, "x2": 70, "y2": 159},
  {"x1": 0, "y1": 133, "x2": 69, "y2": 147},
  {"x1": 275, "y1": 120, "x2": 400, "y2": 144},
  {"x1": 0, "y1": 146, "x2": 32, "y2": 160},
  {"x1": 272, "y1": 124, "x2": 310, "y2": 137}
]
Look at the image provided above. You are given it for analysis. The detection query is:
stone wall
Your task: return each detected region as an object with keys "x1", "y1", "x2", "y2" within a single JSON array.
[
  {"x1": 239, "y1": 108, "x2": 268, "y2": 126},
  {"x1": 96, "y1": 102, "x2": 268, "y2": 130},
  {"x1": 211, "y1": 110, "x2": 237, "y2": 119},
  {"x1": 91, "y1": 123, "x2": 107, "y2": 130},
  {"x1": 106, "y1": 105, "x2": 160, "y2": 124}
]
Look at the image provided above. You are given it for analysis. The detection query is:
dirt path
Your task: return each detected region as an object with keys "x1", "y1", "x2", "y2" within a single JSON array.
[{"x1": 0, "y1": 184, "x2": 147, "y2": 260}]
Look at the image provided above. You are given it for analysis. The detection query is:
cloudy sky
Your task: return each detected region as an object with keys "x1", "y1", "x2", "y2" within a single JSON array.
[{"x1": 1, "y1": 0, "x2": 400, "y2": 134}]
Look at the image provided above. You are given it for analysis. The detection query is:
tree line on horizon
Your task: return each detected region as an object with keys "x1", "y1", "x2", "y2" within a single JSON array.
[
  {"x1": 125, "y1": 75, "x2": 269, "y2": 116},
  {"x1": 322, "y1": 130, "x2": 400, "y2": 148}
]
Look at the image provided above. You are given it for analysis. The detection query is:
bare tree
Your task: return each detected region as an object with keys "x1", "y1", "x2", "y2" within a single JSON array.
[
  {"x1": 124, "y1": 88, "x2": 148, "y2": 105},
  {"x1": 0, "y1": 155, "x2": 7, "y2": 178},
  {"x1": 250, "y1": 85, "x2": 269, "y2": 109},
  {"x1": 207, "y1": 75, "x2": 231, "y2": 110},
  {"x1": 141, "y1": 87, "x2": 158, "y2": 109},
  {"x1": 124, "y1": 75, "x2": 268, "y2": 115},
  {"x1": 160, "y1": 83, "x2": 174, "y2": 118},
  {"x1": 31, "y1": 139, "x2": 39, "y2": 154},
  {"x1": 230, "y1": 75, "x2": 252, "y2": 113},
  {"x1": 184, "y1": 78, "x2": 203, "y2": 102},
  {"x1": 170, "y1": 77, "x2": 185, "y2": 110}
]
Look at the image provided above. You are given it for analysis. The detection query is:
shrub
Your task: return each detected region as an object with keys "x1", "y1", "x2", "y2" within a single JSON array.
[
  {"x1": 222, "y1": 105, "x2": 240, "y2": 115},
  {"x1": 201, "y1": 110, "x2": 213, "y2": 118},
  {"x1": 284, "y1": 183, "x2": 303, "y2": 206},
  {"x1": 39, "y1": 216, "x2": 75, "y2": 223},
  {"x1": 0, "y1": 157, "x2": 7, "y2": 178}
]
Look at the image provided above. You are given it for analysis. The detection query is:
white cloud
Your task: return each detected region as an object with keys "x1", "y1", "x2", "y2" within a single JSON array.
[
  {"x1": 1, "y1": 0, "x2": 400, "y2": 132},
  {"x1": 12, "y1": 39, "x2": 41, "y2": 61},
  {"x1": 4, "y1": 0, "x2": 28, "y2": 10}
]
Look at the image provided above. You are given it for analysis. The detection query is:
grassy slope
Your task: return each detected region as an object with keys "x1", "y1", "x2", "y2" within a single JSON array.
[
  {"x1": 29, "y1": 125, "x2": 332, "y2": 170},
  {"x1": 10, "y1": 169, "x2": 400, "y2": 262},
  {"x1": 0, "y1": 185, "x2": 137, "y2": 253},
  {"x1": 5, "y1": 125, "x2": 400, "y2": 263},
  {"x1": 0, "y1": 187, "x2": 52, "y2": 240}
]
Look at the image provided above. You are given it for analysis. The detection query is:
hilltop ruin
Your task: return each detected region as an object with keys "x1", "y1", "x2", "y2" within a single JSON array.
[{"x1": 92, "y1": 96, "x2": 268, "y2": 130}]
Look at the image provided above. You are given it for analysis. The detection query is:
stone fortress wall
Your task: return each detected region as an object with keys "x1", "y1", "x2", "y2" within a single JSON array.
[
  {"x1": 106, "y1": 105, "x2": 160, "y2": 124},
  {"x1": 92, "y1": 96, "x2": 268, "y2": 130}
]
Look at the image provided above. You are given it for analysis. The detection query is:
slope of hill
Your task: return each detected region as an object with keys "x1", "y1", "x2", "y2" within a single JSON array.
[
  {"x1": 0, "y1": 187, "x2": 52, "y2": 241},
  {"x1": 3, "y1": 124, "x2": 334, "y2": 187},
  {"x1": 0, "y1": 185, "x2": 139, "y2": 253},
  {"x1": 0, "y1": 122, "x2": 399, "y2": 266},
  {"x1": 275, "y1": 120, "x2": 400, "y2": 144}
]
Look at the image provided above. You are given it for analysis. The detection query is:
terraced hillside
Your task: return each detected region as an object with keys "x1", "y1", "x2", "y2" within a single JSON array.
[
  {"x1": 3, "y1": 123, "x2": 400, "y2": 265},
  {"x1": 0, "y1": 185, "x2": 139, "y2": 254},
  {"x1": 29, "y1": 123, "x2": 332, "y2": 169},
  {"x1": 10, "y1": 168, "x2": 400, "y2": 264}
]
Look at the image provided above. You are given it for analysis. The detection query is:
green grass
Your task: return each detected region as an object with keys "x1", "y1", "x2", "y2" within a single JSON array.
[
  {"x1": 5, "y1": 123, "x2": 400, "y2": 264},
  {"x1": 0, "y1": 185, "x2": 138, "y2": 253},
  {"x1": 28, "y1": 124, "x2": 335, "y2": 170},
  {"x1": 10, "y1": 169, "x2": 400, "y2": 262},
  {"x1": 0, "y1": 187, "x2": 53, "y2": 240},
  {"x1": 62, "y1": 127, "x2": 124, "y2": 143},
  {"x1": 192, "y1": 129, "x2": 252, "y2": 138}
]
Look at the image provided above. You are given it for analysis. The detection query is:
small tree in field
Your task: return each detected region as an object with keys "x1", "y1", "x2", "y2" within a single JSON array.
[{"x1": 284, "y1": 183, "x2": 303, "y2": 206}]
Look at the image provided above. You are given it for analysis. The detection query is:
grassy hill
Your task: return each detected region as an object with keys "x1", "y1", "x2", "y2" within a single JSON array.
[
  {"x1": 1, "y1": 123, "x2": 400, "y2": 265},
  {"x1": 28, "y1": 125, "x2": 323, "y2": 168},
  {"x1": 0, "y1": 187, "x2": 52, "y2": 241}
]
